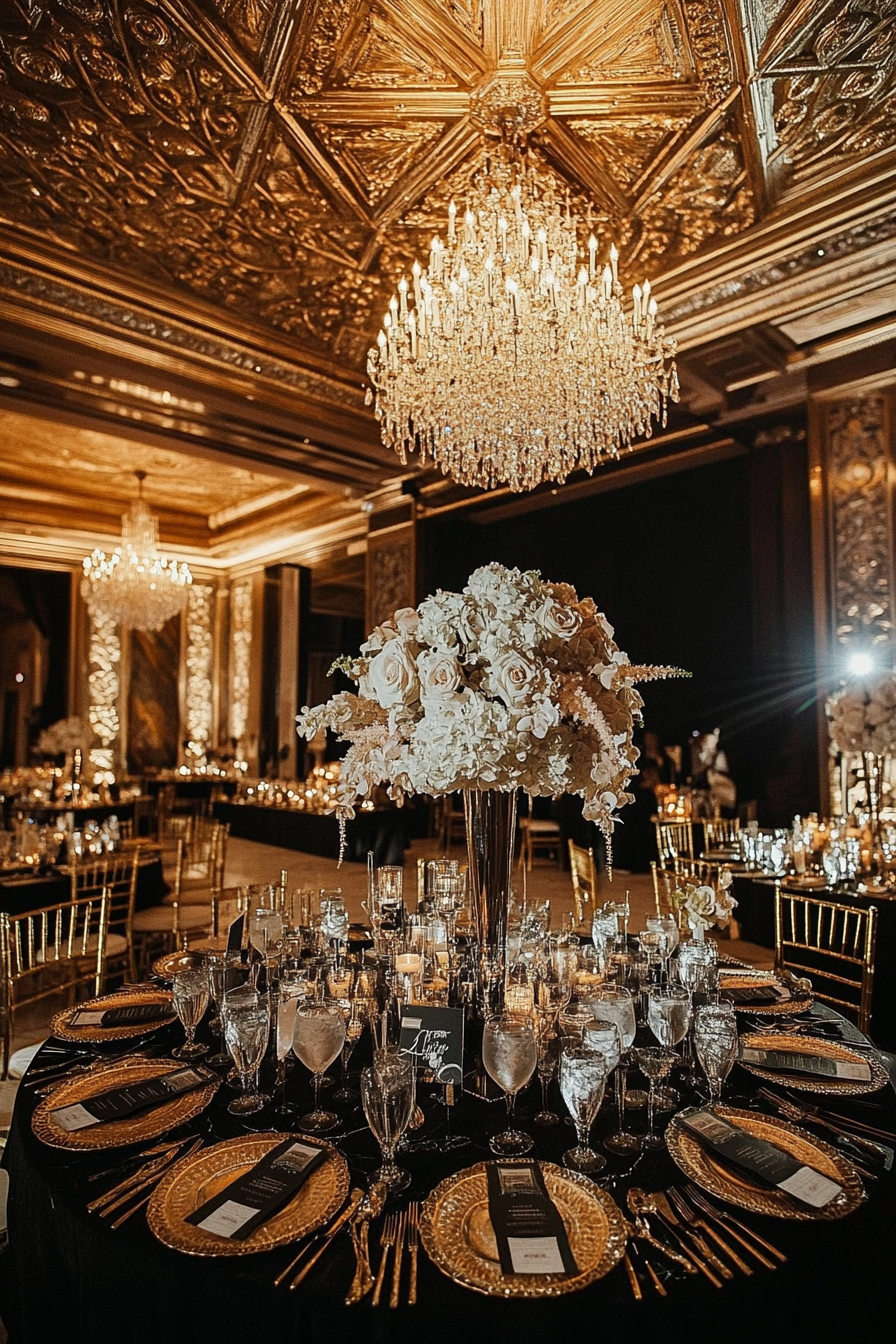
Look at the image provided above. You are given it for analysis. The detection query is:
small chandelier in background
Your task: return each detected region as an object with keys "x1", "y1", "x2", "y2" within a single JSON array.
[
  {"x1": 81, "y1": 471, "x2": 192, "y2": 631},
  {"x1": 367, "y1": 157, "x2": 679, "y2": 492}
]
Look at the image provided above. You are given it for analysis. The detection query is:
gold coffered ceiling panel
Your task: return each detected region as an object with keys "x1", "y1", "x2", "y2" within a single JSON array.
[{"x1": 0, "y1": 0, "x2": 894, "y2": 490}]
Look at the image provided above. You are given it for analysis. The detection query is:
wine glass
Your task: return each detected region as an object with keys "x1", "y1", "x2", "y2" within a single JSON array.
[
  {"x1": 482, "y1": 1012, "x2": 538, "y2": 1156},
  {"x1": 249, "y1": 906, "x2": 284, "y2": 965},
  {"x1": 293, "y1": 1002, "x2": 345, "y2": 1132},
  {"x1": 533, "y1": 1012, "x2": 560, "y2": 1126},
  {"x1": 207, "y1": 953, "x2": 244, "y2": 1067},
  {"x1": 222, "y1": 990, "x2": 270, "y2": 1116},
  {"x1": 637, "y1": 1046, "x2": 677, "y2": 1149},
  {"x1": 589, "y1": 985, "x2": 640, "y2": 1156},
  {"x1": 559, "y1": 1043, "x2": 609, "y2": 1173},
  {"x1": 172, "y1": 968, "x2": 209, "y2": 1060},
  {"x1": 647, "y1": 914, "x2": 679, "y2": 980},
  {"x1": 647, "y1": 985, "x2": 692, "y2": 1050},
  {"x1": 361, "y1": 1053, "x2": 415, "y2": 1194},
  {"x1": 273, "y1": 972, "x2": 304, "y2": 1118},
  {"x1": 694, "y1": 1008, "x2": 739, "y2": 1104},
  {"x1": 319, "y1": 890, "x2": 349, "y2": 960}
]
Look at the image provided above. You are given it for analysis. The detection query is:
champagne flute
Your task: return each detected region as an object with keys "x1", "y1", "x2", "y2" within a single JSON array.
[
  {"x1": 361, "y1": 1054, "x2": 414, "y2": 1194},
  {"x1": 222, "y1": 990, "x2": 270, "y2": 1116},
  {"x1": 637, "y1": 1046, "x2": 677, "y2": 1149},
  {"x1": 533, "y1": 1012, "x2": 560, "y2": 1126},
  {"x1": 589, "y1": 984, "x2": 640, "y2": 1156},
  {"x1": 207, "y1": 953, "x2": 244, "y2": 1067},
  {"x1": 334, "y1": 1002, "x2": 364, "y2": 1103},
  {"x1": 482, "y1": 1013, "x2": 537, "y2": 1155},
  {"x1": 273, "y1": 972, "x2": 304, "y2": 1118},
  {"x1": 293, "y1": 1002, "x2": 345, "y2": 1132},
  {"x1": 172, "y1": 968, "x2": 209, "y2": 1060},
  {"x1": 559, "y1": 1043, "x2": 608, "y2": 1173}
]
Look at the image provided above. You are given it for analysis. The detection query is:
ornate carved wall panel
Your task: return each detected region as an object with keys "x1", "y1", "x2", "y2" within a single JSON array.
[
  {"x1": 366, "y1": 522, "x2": 416, "y2": 630},
  {"x1": 127, "y1": 617, "x2": 180, "y2": 773},
  {"x1": 86, "y1": 610, "x2": 120, "y2": 778},
  {"x1": 228, "y1": 577, "x2": 253, "y2": 749}
]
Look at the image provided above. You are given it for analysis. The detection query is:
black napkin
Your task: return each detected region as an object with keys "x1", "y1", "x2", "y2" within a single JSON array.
[
  {"x1": 50, "y1": 1064, "x2": 215, "y2": 1133},
  {"x1": 677, "y1": 1108, "x2": 843, "y2": 1208},
  {"x1": 485, "y1": 1161, "x2": 579, "y2": 1277},
  {"x1": 69, "y1": 1002, "x2": 172, "y2": 1029},
  {"x1": 739, "y1": 1045, "x2": 871, "y2": 1083},
  {"x1": 186, "y1": 1138, "x2": 327, "y2": 1241}
]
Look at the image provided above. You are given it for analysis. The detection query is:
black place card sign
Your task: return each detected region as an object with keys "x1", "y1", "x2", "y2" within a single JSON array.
[
  {"x1": 226, "y1": 912, "x2": 246, "y2": 953},
  {"x1": 485, "y1": 1161, "x2": 578, "y2": 1277},
  {"x1": 677, "y1": 1108, "x2": 843, "y2": 1209},
  {"x1": 724, "y1": 983, "x2": 791, "y2": 1005},
  {"x1": 69, "y1": 1002, "x2": 173, "y2": 1029},
  {"x1": 399, "y1": 1005, "x2": 464, "y2": 1086},
  {"x1": 739, "y1": 1045, "x2": 871, "y2": 1082},
  {"x1": 50, "y1": 1064, "x2": 215, "y2": 1133},
  {"x1": 186, "y1": 1138, "x2": 327, "y2": 1241}
]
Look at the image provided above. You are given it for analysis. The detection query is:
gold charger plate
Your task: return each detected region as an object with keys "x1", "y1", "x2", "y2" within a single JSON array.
[
  {"x1": 32, "y1": 1057, "x2": 219, "y2": 1151},
  {"x1": 419, "y1": 1160, "x2": 627, "y2": 1298},
  {"x1": 152, "y1": 950, "x2": 207, "y2": 979},
  {"x1": 718, "y1": 970, "x2": 813, "y2": 1017},
  {"x1": 146, "y1": 1133, "x2": 350, "y2": 1257},
  {"x1": 738, "y1": 1031, "x2": 888, "y2": 1095},
  {"x1": 50, "y1": 988, "x2": 175, "y2": 1043},
  {"x1": 666, "y1": 1105, "x2": 864, "y2": 1221}
]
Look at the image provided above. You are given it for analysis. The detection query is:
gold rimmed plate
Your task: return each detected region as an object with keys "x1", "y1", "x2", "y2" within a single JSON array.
[
  {"x1": 147, "y1": 1133, "x2": 350, "y2": 1257},
  {"x1": 420, "y1": 1161, "x2": 627, "y2": 1298},
  {"x1": 152, "y1": 950, "x2": 207, "y2": 980},
  {"x1": 666, "y1": 1105, "x2": 864, "y2": 1221},
  {"x1": 718, "y1": 969, "x2": 813, "y2": 1016},
  {"x1": 32, "y1": 1057, "x2": 218, "y2": 1151},
  {"x1": 50, "y1": 988, "x2": 175, "y2": 1044},
  {"x1": 737, "y1": 1031, "x2": 888, "y2": 1095}
]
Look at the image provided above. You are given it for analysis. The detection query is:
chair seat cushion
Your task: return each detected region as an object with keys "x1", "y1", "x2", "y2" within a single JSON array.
[
  {"x1": 522, "y1": 820, "x2": 561, "y2": 834},
  {"x1": 133, "y1": 904, "x2": 209, "y2": 933}
]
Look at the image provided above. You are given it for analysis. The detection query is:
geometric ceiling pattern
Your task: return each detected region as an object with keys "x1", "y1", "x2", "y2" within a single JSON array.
[{"x1": 1, "y1": 0, "x2": 894, "y2": 371}]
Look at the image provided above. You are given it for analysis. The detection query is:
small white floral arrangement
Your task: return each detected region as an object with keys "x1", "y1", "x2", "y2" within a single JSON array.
[
  {"x1": 826, "y1": 670, "x2": 896, "y2": 756},
  {"x1": 297, "y1": 563, "x2": 683, "y2": 851},
  {"x1": 676, "y1": 869, "x2": 738, "y2": 936},
  {"x1": 37, "y1": 716, "x2": 86, "y2": 756}
]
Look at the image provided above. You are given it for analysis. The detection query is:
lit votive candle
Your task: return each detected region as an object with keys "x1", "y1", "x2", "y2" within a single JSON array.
[{"x1": 395, "y1": 953, "x2": 423, "y2": 977}]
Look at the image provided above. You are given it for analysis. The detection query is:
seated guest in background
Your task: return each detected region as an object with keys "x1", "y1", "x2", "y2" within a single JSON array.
[{"x1": 689, "y1": 727, "x2": 737, "y2": 817}]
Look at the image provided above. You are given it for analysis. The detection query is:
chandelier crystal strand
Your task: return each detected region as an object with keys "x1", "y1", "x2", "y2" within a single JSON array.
[
  {"x1": 81, "y1": 471, "x2": 192, "y2": 631},
  {"x1": 366, "y1": 161, "x2": 679, "y2": 492}
]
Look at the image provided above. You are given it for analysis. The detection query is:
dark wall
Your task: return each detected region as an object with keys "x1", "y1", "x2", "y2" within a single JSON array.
[{"x1": 420, "y1": 432, "x2": 818, "y2": 826}]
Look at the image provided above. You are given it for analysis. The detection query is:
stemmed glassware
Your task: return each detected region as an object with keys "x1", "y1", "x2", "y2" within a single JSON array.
[
  {"x1": 172, "y1": 968, "x2": 209, "y2": 1060},
  {"x1": 221, "y1": 989, "x2": 271, "y2": 1116},
  {"x1": 319, "y1": 889, "x2": 349, "y2": 964},
  {"x1": 273, "y1": 971, "x2": 304, "y2": 1118},
  {"x1": 206, "y1": 953, "x2": 240, "y2": 1067},
  {"x1": 482, "y1": 1012, "x2": 538, "y2": 1156},
  {"x1": 360, "y1": 1053, "x2": 415, "y2": 1194},
  {"x1": 588, "y1": 984, "x2": 640, "y2": 1156},
  {"x1": 334, "y1": 1001, "x2": 364, "y2": 1103},
  {"x1": 533, "y1": 1012, "x2": 560, "y2": 1126},
  {"x1": 637, "y1": 1046, "x2": 677, "y2": 1149},
  {"x1": 559, "y1": 1043, "x2": 609, "y2": 1173},
  {"x1": 647, "y1": 984, "x2": 691, "y2": 1110},
  {"x1": 694, "y1": 1005, "x2": 739, "y2": 1104},
  {"x1": 293, "y1": 1002, "x2": 345, "y2": 1132},
  {"x1": 646, "y1": 914, "x2": 679, "y2": 981}
]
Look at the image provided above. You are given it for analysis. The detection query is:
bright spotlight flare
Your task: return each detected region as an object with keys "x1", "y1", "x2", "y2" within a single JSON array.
[{"x1": 848, "y1": 652, "x2": 875, "y2": 677}]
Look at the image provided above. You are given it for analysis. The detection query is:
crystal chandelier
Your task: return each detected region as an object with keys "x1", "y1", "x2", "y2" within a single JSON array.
[
  {"x1": 367, "y1": 158, "x2": 679, "y2": 492},
  {"x1": 81, "y1": 471, "x2": 192, "y2": 631}
]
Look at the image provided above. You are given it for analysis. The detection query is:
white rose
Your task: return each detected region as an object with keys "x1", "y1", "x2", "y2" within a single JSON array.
[
  {"x1": 393, "y1": 607, "x2": 420, "y2": 638},
  {"x1": 366, "y1": 641, "x2": 419, "y2": 709},
  {"x1": 490, "y1": 650, "x2": 540, "y2": 708},
  {"x1": 685, "y1": 885, "x2": 717, "y2": 922},
  {"x1": 418, "y1": 649, "x2": 463, "y2": 703},
  {"x1": 537, "y1": 597, "x2": 582, "y2": 640}
]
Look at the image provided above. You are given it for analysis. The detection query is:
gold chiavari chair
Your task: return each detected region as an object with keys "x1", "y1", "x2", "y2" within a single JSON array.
[
  {"x1": 211, "y1": 887, "x2": 252, "y2": 940},
  {"x1": 774, "y1": 886, "x2": 878, "y2": 1034},
  {"x1": 651, "y1": 862, "x2": 689, "y2": 934},
  {"x1": 519, "y1": 815, "x2": 563, "y2": 870},
  {"x1": 655, "y1": 818, "x2": 695, "y2": 863},
  {"x1": 0, "y1": 889, "x2": 111, "y2": 1078},
  {"x1": 70, "y1": 850, "x2": 139, "y2": 982},
  {"x1": 167, "y1": 824, "x2": 229, "y2": 903},
  {"x1": 568, "y1": 840, "x2": 597, "y2": 926},
  {"x1": 673, "y1": 855, "x2": 722, "y2": 885},
  {"x1": 703, "y1": 816, "x2": 740, "y2": 850}
]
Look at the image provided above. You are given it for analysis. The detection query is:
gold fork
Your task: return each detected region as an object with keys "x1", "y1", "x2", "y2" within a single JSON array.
[
  {"x1": 407, "y1": 1202, "x2": 420, "y2": 1305},
  {"x1": 389, "y1": 1208, "x2": 407, "y2": 1308},
  {"x1": 371, "y1": 1212, "x2": 397, "y2": 1307}
]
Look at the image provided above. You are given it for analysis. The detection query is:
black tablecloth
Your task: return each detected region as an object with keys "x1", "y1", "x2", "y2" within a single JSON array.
[
  {"x1": 2, "y1": 1006, "x2": 894, "y2": 1344},
  {"x1": 732, "y1": 875, "x2": 896, "y2": 1049},
  {"x1": 0, "y1": 856, "x2": 165, "y2": 917},
  {"x1": 214, "y1": 803, "x2": 409, "y2": 865}
]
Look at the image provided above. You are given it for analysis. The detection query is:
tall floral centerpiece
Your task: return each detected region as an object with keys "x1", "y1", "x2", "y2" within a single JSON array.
[
  {"x1": 298, "y1": 564, "x2": 682, "y2": 1010},
  {"x1": 826, "y1": 668, "x2": 896, "y2": 867}
]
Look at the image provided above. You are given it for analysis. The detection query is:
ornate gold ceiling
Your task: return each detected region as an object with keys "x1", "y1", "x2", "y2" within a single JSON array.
[{"x1": 0, "y1": 0, "x2": 895, "y2": 517}]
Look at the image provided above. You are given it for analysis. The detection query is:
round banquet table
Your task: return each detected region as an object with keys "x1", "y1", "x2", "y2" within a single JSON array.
[
  {"x1": 0, "y1": 852, "x2": 166, "y2": 917},
  {"x1": 1, "y1": 1010, "x2": 894, "y2": 1344}
]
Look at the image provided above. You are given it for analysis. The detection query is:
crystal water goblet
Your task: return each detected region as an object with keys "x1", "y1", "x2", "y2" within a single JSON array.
[
  {"x1": 207, "y1": 953, "x2": 244, "y2": 1067},
  {"x1": 694, "y1": 1007, "x2": 739, "y2": 1104},
  {"x1": 559, "y1": 1043, "x2": 609, "y2": 1173},
  {"x1": 293, "y1": 1002, "x2": 345, "y2": 1132},
  {"x1": 172, "y1": 967, "x2": 209, "y2": 1060},
  {"x1": 589, "y1": 985, "x2": 640, "y2": 1155},
  {"x1": 222, "y1": 990, "x2": 270, "y2": 1116},
  {"x1": 361, "y1": 1053, "x2": 414, "y2": 1194},
  {"x1": 482, "y1": 1012, "x2": 538, "y2": 1156}
]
